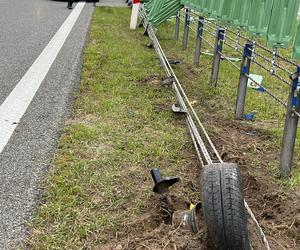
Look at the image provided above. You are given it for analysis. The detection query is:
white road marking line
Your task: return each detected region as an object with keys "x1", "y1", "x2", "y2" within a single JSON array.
[{"x1": 0, "y1": 2, "x2": 86, "y2": 154}]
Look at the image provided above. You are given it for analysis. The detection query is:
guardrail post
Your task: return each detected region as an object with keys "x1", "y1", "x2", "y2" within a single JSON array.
[
  {"x1": 210, "y1": 27, "x2": 225, "y2": 87},
  {"x1": 279, "y1": 67, "x2": 300, "y2": 177},
  {"x1": 182, "y1": 8, "x2": 190, "y2": 50},
  {"x1": 235, "y1": 42, "x2": 253, "y2": 119},
  {"x1": 174, "y1": 12, "x2": 180, "y2": 42},
  {"x1": 194, "y1": 16, "x2": 204, "y2": 65}
]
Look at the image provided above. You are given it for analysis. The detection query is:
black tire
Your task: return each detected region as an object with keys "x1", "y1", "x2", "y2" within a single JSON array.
[{"x1": 202, "y1": 163, "x2": 250, "y2": 250}]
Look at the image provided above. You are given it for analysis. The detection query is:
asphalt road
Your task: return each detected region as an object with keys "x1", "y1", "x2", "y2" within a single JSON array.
[{"x1": 0, "y1": 0, "x2": 95, "y2": 248}]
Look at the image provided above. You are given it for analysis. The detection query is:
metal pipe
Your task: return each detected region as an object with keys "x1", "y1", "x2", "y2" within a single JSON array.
[
  {"x1": 174, "y1": 12, "x2": 180, "y2": 42},
  {"x1": 235, "y1": 42, "x2": 253, "y2": 119},
  {"x1": 194, "y1": 16, "x2": 204, "y2": 65},
  {"x1": 210, "y1": 27, "x2": 225, "y2": 87},
  {"x1": 279, "y1": 67, "x2": 300, "y2": 177},
  {"x1": 182, "y1": 8, "x2": 190, "y2": 50}
]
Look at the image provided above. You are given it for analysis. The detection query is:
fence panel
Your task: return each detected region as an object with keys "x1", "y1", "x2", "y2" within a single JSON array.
[
  {"x1": 267, "y1": 0, "x2": 300, "y2": 48},
  {"x1": 247, "y1": 0, "x2": 273, "y2": 37},
  {"x1": 221, "y1": 0, "x2": 236, "y2": 22},
  {"x1": 211, "y1": 0, "x2": 225, "y2": 18},
  {"x1": 293, "y1": 24, "x2": 300, "y2": 59},
  {"x1": 231, "y1": 0, "x2": 253, "y2": 27}
]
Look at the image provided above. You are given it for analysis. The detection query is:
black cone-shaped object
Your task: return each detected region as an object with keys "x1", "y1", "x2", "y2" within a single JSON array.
[{"x1": 151, "y1": 168, "x2": 179, "y2": 194}]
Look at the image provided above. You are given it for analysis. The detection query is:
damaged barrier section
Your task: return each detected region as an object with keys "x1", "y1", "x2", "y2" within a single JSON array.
[{"x1": 138, "y1": 5, "x2": 271, "y2": 250}]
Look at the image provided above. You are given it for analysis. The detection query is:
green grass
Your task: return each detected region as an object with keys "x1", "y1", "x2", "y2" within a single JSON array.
[{"x1": 27, "y1": 7, "x2": 198, "y2": 249}]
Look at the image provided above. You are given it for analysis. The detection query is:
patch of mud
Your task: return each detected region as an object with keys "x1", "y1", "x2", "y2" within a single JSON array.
[
  {"x1": 98, "y1": 224, "x2": 206, "y2": 250},
  {"x1": 139, "y1": 74, "x2": 163, "y2": 86},
  {"x1": 96, "y1": 194, "x2": 209, "y2": 250},
  {"x1": 94, "y1": 161, "x2": 207, "y2": 250},
  {"x1": 243, "y1": 173, "x2": 300, "y2": 249}
]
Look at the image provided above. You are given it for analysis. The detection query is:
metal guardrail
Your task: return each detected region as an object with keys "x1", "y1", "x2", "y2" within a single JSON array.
[
  {"x1": 177, "y1": 8, "x2": 300, "y2": 178},
  {"x1": 139, "y1": 6, "x2": 270, "y2": 250}
]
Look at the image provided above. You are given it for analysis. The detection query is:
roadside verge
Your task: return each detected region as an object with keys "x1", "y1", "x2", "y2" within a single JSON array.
[{"x1": 28, "y1": 7, "x2": 201, "y2": 249}]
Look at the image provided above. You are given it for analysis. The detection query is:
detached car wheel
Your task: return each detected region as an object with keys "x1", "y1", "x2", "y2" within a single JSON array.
[{"x1": 202, "y1": 163, "x2": 250, "y2": 250}]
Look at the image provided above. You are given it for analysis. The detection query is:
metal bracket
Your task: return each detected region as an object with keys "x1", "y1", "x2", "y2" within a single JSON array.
[
  {"x1": 289, "y1": 66, "x2": 300, "y2": 94},
  {"x1": 185, "y1": 9, "x2": 190, "y2": 26},
  {"x1": 172, "y1": 103, "x2": 187, "y2": 114},
  {"x1": 217, "y1": 29, "x2": 225, "y2": 52},
  {"x1": 143, "y1": 24, "x2": 149, "y2": 36},
  {"x1": 138, "y1": 20, "x2": 144, "y2": 28},
  {"x1": 147, "y1": 42, "x2": 154, "y2": 48},
  {"x1": 292, "y1": 97, "x2": 299, "y2": 108},
  {"x1": 290, "y1": 71, "x2": 299, "y2": 81},
  {"x1": 242, "y1": 65, "x2": 249, "y2": 74},
  {"x1": 161, "y1": 76, "x2": 174, "y2": 87},
  {"x1": 168, "y1": 59, "x2": 181, "y2": 65}
]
